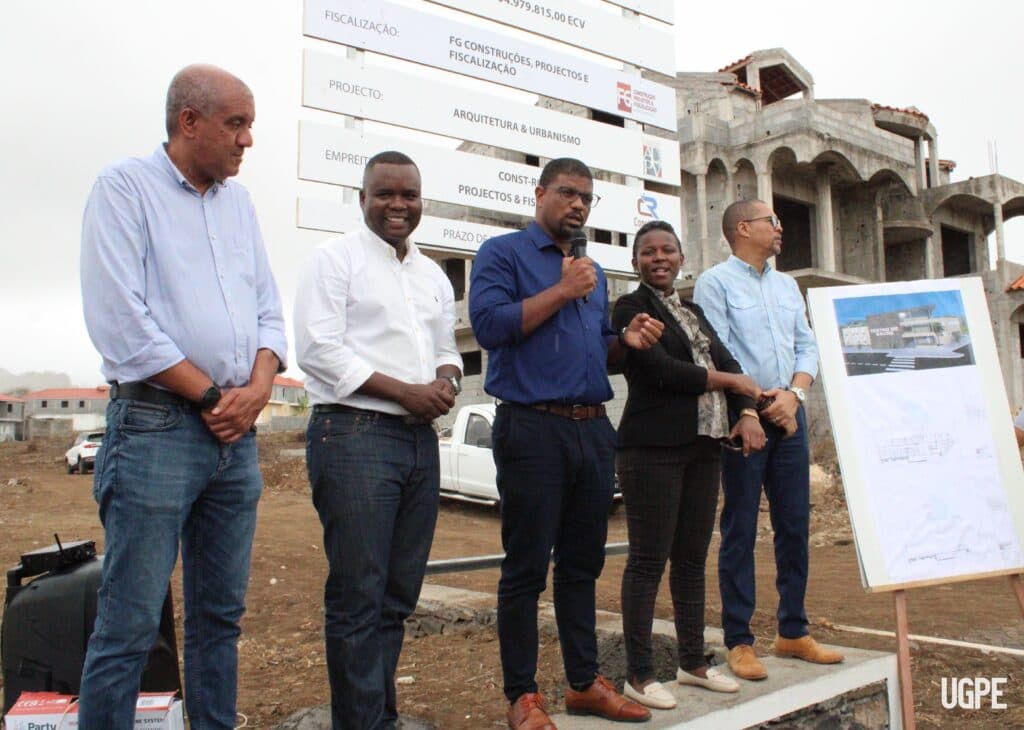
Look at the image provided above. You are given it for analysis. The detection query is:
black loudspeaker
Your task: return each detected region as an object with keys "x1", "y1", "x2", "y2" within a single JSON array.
[{"x1": 2, "y1": 539, "x2": 182, "y2": 714}]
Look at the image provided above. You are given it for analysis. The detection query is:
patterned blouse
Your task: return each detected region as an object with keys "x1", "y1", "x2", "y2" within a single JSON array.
[{"x1": 644, "y1": 283, "x2": 729, "y2": 439}]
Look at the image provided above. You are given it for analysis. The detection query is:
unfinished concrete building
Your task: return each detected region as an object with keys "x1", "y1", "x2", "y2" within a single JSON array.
[
  {"x1": 671, "y1": 48, "x2": 1024, "y2": 429},
  {"x1": 427, "y1": 48, "x2": 1024, "y2": 436}
]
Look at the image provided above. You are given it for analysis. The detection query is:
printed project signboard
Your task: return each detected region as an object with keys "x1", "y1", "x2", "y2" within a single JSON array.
[
  {"x1": 808, "y1": 278, "x2": 1024, "y2": 591},
  {"x1": 303, "y1": 0, "x2": 677, "y2": 130},
  {"x1": 301, "y1": 49, "x2": 681, "y2": 184},
  {"x1": 425, "y1": 0, "x2": 676, "y2": 75},
  {"x1": 298, "y1": 120, "x2": 682, "y2": 236},
  {"x1": 296, "y1": 198, "x2": 637, "y2": 278}
]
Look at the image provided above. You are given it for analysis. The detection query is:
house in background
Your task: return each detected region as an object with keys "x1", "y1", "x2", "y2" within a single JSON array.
[
  {"x1": 21, "y1": 386, "x2": 110, "y2": 440},
  {"x1": 269, "y1": 375, "x2": 306, "y2": 406},
  {"x1": 0, "y1": 395, "x2": 25, "y2": 442},
  {"x1": 258, "y1": 375, "x2": 309, "y2": 430},
  {"x1": 3, "y1": 377, "x2": 312, "y2": 440}
]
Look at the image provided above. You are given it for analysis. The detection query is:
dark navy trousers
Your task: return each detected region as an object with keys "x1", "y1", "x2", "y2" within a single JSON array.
[
  {"x1": 492, "y1": 404, "x2": 616, "y2": 702},
  {"x1": 718, "y1": 406, "x2": 810, "y2": 648}
]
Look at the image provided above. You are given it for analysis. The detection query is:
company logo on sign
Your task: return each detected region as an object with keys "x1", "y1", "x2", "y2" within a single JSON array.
[
  {"x1": 643, "y1": 145, "x2": 662, "y2": 178},
  {"x1": 617, "y1": 82, "x2": 632, "y2": 113},
  {"x1": 636, "y1": 194, "x2": 659, "y2": 219}
]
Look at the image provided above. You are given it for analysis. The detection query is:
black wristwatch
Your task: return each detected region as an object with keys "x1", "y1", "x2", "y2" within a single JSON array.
[{"x1": 198, "y1": 384, "x2": 222, "y2": 410}]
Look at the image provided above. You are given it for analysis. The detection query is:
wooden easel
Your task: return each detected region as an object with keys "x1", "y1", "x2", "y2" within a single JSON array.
[{"x1": 890, "y1": 574, "x2": 1024, "y2": 729}]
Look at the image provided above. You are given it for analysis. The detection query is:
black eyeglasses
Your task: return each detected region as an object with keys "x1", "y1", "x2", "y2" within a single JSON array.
[
  {"x1": 549, "y1": 186, "x2": 601, "y2": 208},
  {"x1": 743, "y1": 214, "x2": 781, "y2": 228}
]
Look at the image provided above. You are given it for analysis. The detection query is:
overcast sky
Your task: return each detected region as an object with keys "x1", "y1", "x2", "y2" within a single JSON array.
[{"x1": 2, "y1": 0, "x2": 1021, "y2": 387}]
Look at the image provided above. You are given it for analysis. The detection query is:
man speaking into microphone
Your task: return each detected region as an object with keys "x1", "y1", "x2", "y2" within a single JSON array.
[{"x1": 470, "y1": 158, "x2": 664, "y2": 729}]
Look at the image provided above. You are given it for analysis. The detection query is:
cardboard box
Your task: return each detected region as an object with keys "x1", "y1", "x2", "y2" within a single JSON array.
[{"x1": 4, "y1": 691, "x2": 184, "y2": 730}]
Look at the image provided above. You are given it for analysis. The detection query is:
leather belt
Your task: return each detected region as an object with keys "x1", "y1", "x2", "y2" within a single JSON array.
[
  {"x1": 109, "y1": 381, "x2": 192, "y2": 408},
  {"x1": 531, "y1": 402, "x2": 606, "y2": 421},
  {"x1": 313, "y1": 403, "x2": 431, "y2": 426}
]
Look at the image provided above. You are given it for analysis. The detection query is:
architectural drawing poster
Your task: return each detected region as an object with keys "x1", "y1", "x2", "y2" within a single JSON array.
[{"x1": 808, "y1": 277, "x2": 1024, "y2": 591}]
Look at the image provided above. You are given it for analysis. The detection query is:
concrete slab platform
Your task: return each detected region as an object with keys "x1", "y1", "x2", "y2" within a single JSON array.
[
  {"x1": 416, "y1": 584, "x2": 900, "y2": 729},
  {"x1": 551, "y1": 644, "x2": 898, "y2": 729}
]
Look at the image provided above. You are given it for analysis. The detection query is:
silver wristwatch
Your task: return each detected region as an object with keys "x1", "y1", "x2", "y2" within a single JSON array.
[
  {"x1": 786, "y1": 385, "x2": 806, "y2": 403},
  {"x1": 445, "y1": 375, "x2": 462, "y2": 396}
]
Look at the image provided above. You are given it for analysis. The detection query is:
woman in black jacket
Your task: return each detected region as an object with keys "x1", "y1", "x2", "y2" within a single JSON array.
[{"x1": 614, "y1": 221, "x2": 766, "y2": 710}]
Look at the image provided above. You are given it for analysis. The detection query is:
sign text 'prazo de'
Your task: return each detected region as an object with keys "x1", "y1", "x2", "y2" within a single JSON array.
[{"x1": 296, "y1": 197, "x2": 639, "y2": 279}]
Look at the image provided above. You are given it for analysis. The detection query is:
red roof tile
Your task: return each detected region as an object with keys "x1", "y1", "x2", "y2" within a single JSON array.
[
  {"x1": 726, "y1": 80, "x2": 761, "y2": 96},
  {"x1": 871, "y1": 103, "x2": 930, "y2": 122},
  {"x1": 273, "y1": 375, "x2": 305, "y2": 389},
  {"x1": 0, "y1": 394, "x2": 24, "y2": 402},
  {"x1": 718, "y1": 55, "x2": 752, "y2": 73},
  {"x1": 1007, "y1": 273, "x2": 1024, "y2": 293},
  {"x1": 939, "y1": 159, "x2": 956, "y2": 171},
  {"x1": 24, "y1": 386, "x2": 111, "y2": 401}
]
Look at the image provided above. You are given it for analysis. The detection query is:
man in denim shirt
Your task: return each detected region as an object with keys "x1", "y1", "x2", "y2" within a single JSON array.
[
  {"x1": 78, "y1": 65, "x2": 286, "y2": 729},
  {"x1": 694, "y1": 199, "x2": 842, "y2": 681}
]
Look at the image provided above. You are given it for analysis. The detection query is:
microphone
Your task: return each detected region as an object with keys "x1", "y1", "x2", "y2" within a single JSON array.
[{"x1": 570, "y1": 233, "x2": 588, "y2": 303}]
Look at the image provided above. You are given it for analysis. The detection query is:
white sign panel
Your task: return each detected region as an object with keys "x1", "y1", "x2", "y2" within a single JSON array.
[
  {"x1": 808, "y1": 278, "x2": 1024, "y2": 591},
  {"x1": 302, "y1": 49, "x2": 680, "y2": 185},
  {"x1": 303, "y1": 0, "x2": 677, "y2": 131},
  {"x1": 297, "y1": 198, "x2": 637, "y2": 278},
  {"x1": 298, "y1": 120, "x2": 682, "y2": 236},
  {"x1": 425, "y1": 0, "x2": 675, "y2": 76},
  {"x1": 601, "y1": 0, "x2": 675, "y2": 24}
]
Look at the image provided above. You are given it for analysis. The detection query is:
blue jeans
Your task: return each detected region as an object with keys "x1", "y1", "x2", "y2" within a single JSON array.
[
  {"x1": 78, "y1": 399, "x2": 262, "y2": 730},
  {"x1": 492, "y1": 404, "x2": 616, "y2": 702},
  {"x1": 718, "y1": 406, "x2": 810, "y2": 648},
  {"x1": 306, "y1": 410, "x2": 440, "y2": 730}
]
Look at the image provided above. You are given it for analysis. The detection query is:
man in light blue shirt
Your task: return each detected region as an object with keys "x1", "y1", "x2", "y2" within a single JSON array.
[
  {"x1": 694, "y1": 199, "x2": 842, "y2": 681},
  {"x1": 77, "y1": 64, "x2": 286, "y2": 730}
]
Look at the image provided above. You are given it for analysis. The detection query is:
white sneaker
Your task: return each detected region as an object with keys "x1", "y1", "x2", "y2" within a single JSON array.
[
  {"x1": 677, "y1": 666, "x2": 740, "y2": 693},
  {"x1": 623, "y1": 679, "x2": 677, "y2": 709}
]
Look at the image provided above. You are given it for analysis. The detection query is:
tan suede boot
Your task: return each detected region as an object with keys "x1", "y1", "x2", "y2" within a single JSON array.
[
  {"x1": 774, "y1": 635, "x2": 844, "y2": 664},
  {"x1": 727, "y1": 645, "x2": 767, "y2": 680}
]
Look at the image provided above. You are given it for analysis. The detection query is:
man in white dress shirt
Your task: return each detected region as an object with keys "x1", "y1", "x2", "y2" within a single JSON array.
[{"x1": 294, "y1": 151, "x2": 463, "y2": 729}]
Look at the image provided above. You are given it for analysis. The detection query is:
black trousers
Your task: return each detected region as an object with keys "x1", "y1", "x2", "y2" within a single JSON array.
[
  {"x1": 492, "y1": 404, "x2": 617, "y2": 702},
  {"x1": 618, "y1": 438, "x2": 721, "y2": 679}
]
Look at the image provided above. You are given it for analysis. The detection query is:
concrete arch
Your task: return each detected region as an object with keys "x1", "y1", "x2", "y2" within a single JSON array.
[
  {"x1": 929, "y1": 192, "x2": 992, "y2": 216},
  {"x1": 868, "y1": 168, "x2": 914, "y2": 193},
  {"x1": 707, "y1": 158, "x2": 728, "y2": 176},
  {"x1": 1010, "y1": 302, "x2": 1024, "y2": 325},
  {"x1": 766, "y1": 145, "x2": 798, "y2": 172},
  {"x1": 733, "y1": 158, "x2": 758, "y2": 201},
  {"x1": 1002, "y1": 195, "x2": 1024, "y2": 222},
  {"x1": 706, "y1": 159, "x2": 730, "y2": 239},
  {"x1": 811, "y1": 150, "x2": 863, "y2": 184},
  {"x1": 764, "y1": 132, "x2": 918, "y2": 192}
]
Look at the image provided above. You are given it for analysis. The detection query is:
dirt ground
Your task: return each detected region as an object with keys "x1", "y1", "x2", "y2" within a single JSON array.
[{"x1": 2, "y1": 433, "x2": 1023, "y2": 729}]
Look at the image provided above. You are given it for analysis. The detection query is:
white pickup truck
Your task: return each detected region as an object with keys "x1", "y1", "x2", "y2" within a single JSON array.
[{"x1": 438, "y1": 403, "x2": 621, "y2": 509}]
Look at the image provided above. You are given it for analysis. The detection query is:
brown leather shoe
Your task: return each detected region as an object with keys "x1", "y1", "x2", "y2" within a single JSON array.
[
  {"x1": 565, "y1": 675, "x2": 651, "y2": 723},
  {"x1": 727, "y1": 644, "x2": 767, "y2": 680},
  {"x1": 774, "y1": 635, "x2": 844, "y2": 664},
  {"x1": 507, "y1": 692, "x2": 557, "y2": 730}
]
